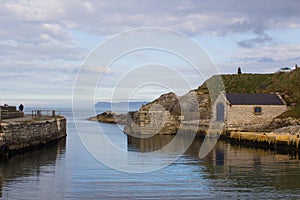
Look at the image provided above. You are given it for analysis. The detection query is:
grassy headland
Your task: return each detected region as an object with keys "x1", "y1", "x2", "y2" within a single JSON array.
[{"x1": 197, "y1": 68, "x2": 300, "y2": 118}]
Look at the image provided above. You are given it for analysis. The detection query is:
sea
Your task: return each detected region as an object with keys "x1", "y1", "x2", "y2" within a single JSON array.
[{"x1": 0, "y1": 107, "x2": 300, "y2": 199}]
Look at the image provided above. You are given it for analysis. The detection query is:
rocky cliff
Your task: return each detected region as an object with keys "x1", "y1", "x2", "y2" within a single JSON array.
[{"x1": 124, "y1": 87, "x2": 212, "y2": 135}]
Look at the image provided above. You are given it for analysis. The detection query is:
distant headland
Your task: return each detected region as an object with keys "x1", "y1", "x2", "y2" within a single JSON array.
[{"x1": 95, "y1": 101, "x2": 147, "y2": 111}]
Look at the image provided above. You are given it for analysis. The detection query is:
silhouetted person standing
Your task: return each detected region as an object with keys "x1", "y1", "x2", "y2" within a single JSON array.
[
  {"x1": 19, "y1": 104, "x2": 24, "y2": 112},
  {"x1": 237, "y1": 67, "x2": 242, "y2": 74}
]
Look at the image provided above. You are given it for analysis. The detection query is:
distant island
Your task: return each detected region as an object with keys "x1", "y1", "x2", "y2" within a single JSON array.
[{"x1": 95, "y1": 101, "x2": 147, "y2": 112}]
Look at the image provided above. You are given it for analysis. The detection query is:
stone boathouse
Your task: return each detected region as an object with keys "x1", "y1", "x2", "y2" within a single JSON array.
[{"x1": 213, "y1": 93, "x2": 287, "y2": 128}]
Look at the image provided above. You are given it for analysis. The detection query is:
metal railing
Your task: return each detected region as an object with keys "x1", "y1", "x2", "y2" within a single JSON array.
[{"x1": 31, "y1": 110, "x2": 61, "y2": 120}]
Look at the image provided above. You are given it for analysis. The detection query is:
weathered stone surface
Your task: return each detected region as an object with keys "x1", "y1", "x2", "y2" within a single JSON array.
[
  {"x1": 265, "y1": 118, "x2": 300, "y2": 131},
  {"x1": 124, "y1": 110, "x2": 179, "y2": 135},
  {"x1": 0, "y1": 117, "x2": 66, "y2": 154},
  {"x1": 229, "y1": 117, "x2": 300, "y2": 132},
  {"x1": 272, "y1": 125, "x2": 300, "y2": 135},
  {"x1": 124, "y1": 89, "x2": 211, "y2": 135}
]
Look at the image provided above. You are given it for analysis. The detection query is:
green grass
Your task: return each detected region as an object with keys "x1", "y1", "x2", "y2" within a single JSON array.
[
  {"x1": 197, "y1": 68, "x2": 300, "y2": 118},
  {"x1": 278, "y1": 104, "x2": 300, "y2": 119}
]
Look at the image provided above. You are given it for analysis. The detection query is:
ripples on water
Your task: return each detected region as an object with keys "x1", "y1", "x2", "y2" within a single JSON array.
[{"x1": 0, "y1": 108, "x2": 300, "y2": 199}]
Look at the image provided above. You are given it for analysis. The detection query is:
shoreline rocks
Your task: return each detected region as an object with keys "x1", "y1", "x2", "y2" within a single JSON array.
[
  {"x1": 89, "y1": 111, "x2": 128, "y2": 125},
  {"x1": 272, "y1": 125, "x2": 300, "y2": 135}
]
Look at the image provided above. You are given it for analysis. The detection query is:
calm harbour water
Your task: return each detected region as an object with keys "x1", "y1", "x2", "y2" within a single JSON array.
[{"x1": 1, "y1": 108, "x2": 300, "y2": 199}]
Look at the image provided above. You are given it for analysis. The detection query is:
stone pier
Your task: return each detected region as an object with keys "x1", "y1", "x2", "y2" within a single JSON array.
[{"x1": 0, "y1": 115, "x2": 67, "y2": 156}]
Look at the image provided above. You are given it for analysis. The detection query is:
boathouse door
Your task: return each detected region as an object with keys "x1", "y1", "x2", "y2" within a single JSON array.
[{"x1": 216, "y1": 103, "x2": 225, "y2": 122}]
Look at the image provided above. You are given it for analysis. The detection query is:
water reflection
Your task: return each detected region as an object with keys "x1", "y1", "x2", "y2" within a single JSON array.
[
  {"x1": 2, "y1": 115, "x2": 300, "y2": 200},
  {"x1": 128, "y1": 135, "x2": 300, "y2": 195},
  {"x1": 0, "y1": 138, "x2": 66, "y2": 197},
  {"x1": 202, "y1": 141, "x2": 300, "y2": 194},
  {"x1": 128, "y1": 135, "x2": 174, "y2": 152}
]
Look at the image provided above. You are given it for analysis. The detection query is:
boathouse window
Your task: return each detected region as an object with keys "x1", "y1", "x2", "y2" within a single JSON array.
[{"x1": 254, "y1": 107, "x2": 262, "y2": 115}]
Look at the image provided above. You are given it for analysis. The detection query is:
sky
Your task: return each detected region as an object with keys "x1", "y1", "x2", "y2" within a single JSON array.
[{"x1": 1, "y1": 0, "x2": 300, "y2": 107}]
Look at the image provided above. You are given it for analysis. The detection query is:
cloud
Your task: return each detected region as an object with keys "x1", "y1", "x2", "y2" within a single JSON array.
[
  {"x1": 1, "y1": 0, "x2": 300, "y2": 105},
  {"x1": 2, "y1": 0, "x2": 300, "y2": 52},
  {"x1": 237, "y1": 34, "x2": 273, "y2": 48},
  {"x1": 258, "y1": 57, "x2": 275, "y2": 63},
  {"x1": 1, "y1": 1, "x2": 86, "y2": 62},
  {"x1": 235, "y1": 44, "x2": 300, "y2": 62},
  {"x1": 4, "y1": 0, "x2": 300, "y2": 35},
  {"x1": 218, "y1": 44, "x2": 300, "y2": 73}
]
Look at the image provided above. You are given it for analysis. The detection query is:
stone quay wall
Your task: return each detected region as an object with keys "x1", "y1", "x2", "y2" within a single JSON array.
[
  {"x1": 1, "y1": 111, "x2": 24, "y2": 119},
  {"x1": 0, "y1": 106, "x2": 24, "y2": 119},
  {"x1": 230, "y1": 131, "x2": 300, "y2": 152},
  {"x1": 0, "y1": 117, "x2": 66, "y2": 154}
]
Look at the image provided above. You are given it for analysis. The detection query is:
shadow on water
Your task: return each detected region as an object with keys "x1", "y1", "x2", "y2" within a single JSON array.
[
  {"x1": 0, "y1": 138, "x2": 66, "y2": 197},
  {"x1": 128, "y1": 135, "x2": 300, "y2": 193}
]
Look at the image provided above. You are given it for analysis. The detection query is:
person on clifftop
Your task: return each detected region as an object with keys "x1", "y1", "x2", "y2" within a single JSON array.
[{"x1": 19, "y1": 104, "x2": 24, "y2": 112}]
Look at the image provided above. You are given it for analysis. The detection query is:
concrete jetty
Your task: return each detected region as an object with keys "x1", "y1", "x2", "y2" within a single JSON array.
[{"x1": 229, "y1": 131, "x2": 300, "y2": 151}]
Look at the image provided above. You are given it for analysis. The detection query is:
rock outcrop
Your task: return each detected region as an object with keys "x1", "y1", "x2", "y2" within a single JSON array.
[
  {"x1": 262, "y1": 117, "x2": 300, "y2": 132},
  {"x1": 94, "y1": 111, "x2": 128, "y2": 125},
  {"x1": 124, "y1": 86, "x2": 212, "y2": 135},
  {"x1": 272, "y1": 125, "x2": 300, "y2": 135}
]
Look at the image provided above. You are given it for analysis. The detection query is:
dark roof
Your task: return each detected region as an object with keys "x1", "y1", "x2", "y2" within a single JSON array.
[{"x1": 225, "y1": 93, "x2": 285, "y2": 105}]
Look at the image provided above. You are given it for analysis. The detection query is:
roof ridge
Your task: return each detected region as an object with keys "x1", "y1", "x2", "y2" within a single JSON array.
[{"x1": 225, "y1": 93, "x2": 285, "y2": 105}]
